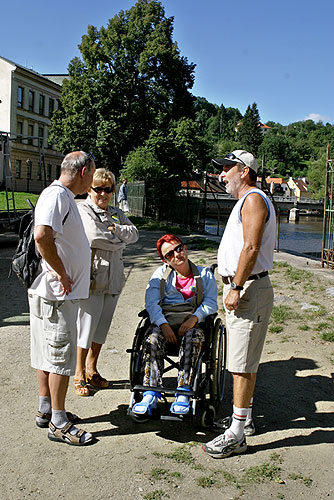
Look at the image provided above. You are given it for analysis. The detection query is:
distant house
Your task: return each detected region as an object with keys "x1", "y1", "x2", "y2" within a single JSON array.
[
  {"x1": 264, "y1": 177, "x2": 289, "y2": 196},
  {"x1": 287, "y1": 177, "x2": 310, "y2": 199},
  {"x1": 234, "y1": 121, "x2": 271, "y2": 135}
]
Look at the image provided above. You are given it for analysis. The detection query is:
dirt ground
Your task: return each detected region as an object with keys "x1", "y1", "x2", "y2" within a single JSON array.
[{"x1": 0, "y1": 230, "x2": 333, "y2": 500}]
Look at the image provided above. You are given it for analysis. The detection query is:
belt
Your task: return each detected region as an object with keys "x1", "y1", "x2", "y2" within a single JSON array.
[{"x1": 222, "y1": 271, "x2": 268, "y2": 285}]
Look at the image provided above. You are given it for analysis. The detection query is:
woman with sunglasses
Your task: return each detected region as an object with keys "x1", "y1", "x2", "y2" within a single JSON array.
[
  {"x1": 132, "y1": 234, "x2": 217, "y2": 416},
  {"x1": 75, "y1": 168, "x2": 138, "y2": 396}
]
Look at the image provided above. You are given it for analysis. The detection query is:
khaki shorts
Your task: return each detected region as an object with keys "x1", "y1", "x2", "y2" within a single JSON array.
[
  {"x1": 29, "y1": 294, "x2": 79, "y2": 376},
  {"x1": 224, "y1": 276, "x2": 274, "y2": 373}
]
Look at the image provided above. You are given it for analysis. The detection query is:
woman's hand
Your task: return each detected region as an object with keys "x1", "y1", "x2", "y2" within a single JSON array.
[
  {"x1": 178, "y1": 315, "x2": 198, "y2": 337},
  {"x1": 161, "y1": 323, "x2": 178, "y2": 344},
  {"x1": 108, "y1": 224, "x2": 116, "y2": 233}
]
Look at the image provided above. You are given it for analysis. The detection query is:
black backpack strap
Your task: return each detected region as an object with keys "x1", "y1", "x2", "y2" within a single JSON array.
[
  {"x1": 188, "y1": 260, "x2": 203, "y2": 306},
  {"x1": 160, "y1": 266, "x2": 174, "y2": 302}
]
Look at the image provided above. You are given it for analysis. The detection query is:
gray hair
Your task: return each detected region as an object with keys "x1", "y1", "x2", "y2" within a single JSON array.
[{"x1": 61, "y1": 151, "x2": 95, "y2": 179}]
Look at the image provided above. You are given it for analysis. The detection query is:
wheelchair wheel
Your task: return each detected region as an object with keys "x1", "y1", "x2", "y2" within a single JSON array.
[
  {"x1": 210, "y1": 319, "x2": 227, "y2": 408},
  {"x1": 129, "y1": 316, "x2": 150, "y2": 390}
]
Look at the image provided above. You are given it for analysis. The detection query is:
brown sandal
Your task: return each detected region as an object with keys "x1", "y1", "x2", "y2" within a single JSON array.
[
  {"x1": 48, "y1": 421, "x2": 93, "y2": 446},
  {"x1": 36, "y1": 410, "x2": 80, "y2": 428},
  {"x1": 74, "y1": 379, "x2": 90, "y2": 397},
  {"x1": 86, "y1": 372, "x2": 109, "y2": 389}
]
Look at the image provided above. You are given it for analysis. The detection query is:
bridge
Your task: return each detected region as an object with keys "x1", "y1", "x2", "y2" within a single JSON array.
[{"x1": 202, "y1": 193, "x2": 324, "y2": 216}]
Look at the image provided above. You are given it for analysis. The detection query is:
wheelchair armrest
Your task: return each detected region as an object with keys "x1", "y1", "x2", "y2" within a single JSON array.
[
  {"x1": 138, "y1": 309, "x2": 149, "y2": 318},
  {"x1": 209, "y1": 263, "x2": 218, "y2": 276}
]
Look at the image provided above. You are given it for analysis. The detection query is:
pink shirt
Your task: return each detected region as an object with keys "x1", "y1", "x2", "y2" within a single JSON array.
[{"x1": 175, "y1": 273, "x2": 196, "y2": 300}]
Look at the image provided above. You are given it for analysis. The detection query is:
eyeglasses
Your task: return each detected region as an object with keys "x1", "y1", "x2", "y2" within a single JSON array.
[
  {"x1": 88, "y1": 152, "x2": 95, "y2": 161},
  {"x1": 225, "y1": 153, "x2": 246, "y2": 166},
  {"x1": 163, "y1": 244, "x2": 184, "y2": 260},
  {"x1": 91, "y1": 186, "x2": 113, "y2": 194}
]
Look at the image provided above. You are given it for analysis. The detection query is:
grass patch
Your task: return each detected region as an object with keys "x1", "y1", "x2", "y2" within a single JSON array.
[
  {"x1": 128, "y1": 216, "x2": 190, "y2": 235},
  {"x1": 149, "y1": 468, "x2": 182, "y2": 483},
  {"x1": 284, "y1": 266, "x2": 313, "y2": 282},
  {"x1": 0, "y1": 190, "x2": 39, "y2": 210},
  {"x1": 144, "y1": 490, "x2": 170, "y2": 500},
  {"x1": 243, "y1": 462, "x2": 281, "y2": 484},
  {"x1": 299, "y1": 324, "x2": 310, "y2": 331},
  {"x1": 288, "y1": 473, "x2": 313, "y2": 487},
  {"x1": 315, "y1": 322, "x2": 330, "y2": 331},
  {"x1": 269, "y1": 324, "x2": 284, "y2": 334},
  {"x1": 271, "y1": 305, "x2": 293, "y2": 324},
  {"x1": 273, "y1": 261, "x2": 290, "y2": 268},
  {"x1": 320, "y1": 331, "x2": 334, "y2": 342},
  {"x1": 153, "y1": 446, "x2": 194, "y2": 465},
  {"x1": 186, "y1": 237, "x2": 219, "y2": 252},
  {"x1": 196, "y1": 475, "x2": 217, "y2": 488}
]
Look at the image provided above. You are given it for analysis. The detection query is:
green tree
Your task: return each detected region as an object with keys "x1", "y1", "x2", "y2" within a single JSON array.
[
  {"x1": 308, "y1": 150, "x2": 327, "y2": 198},
  {"x1": 121, "y1": 117, "x2": 211, "y2": 180},
  {"x1": 237, "y1": 102, "x2": 263, "y2": 155},
  {"x1": 49, "y1": 0, "x2": 196, "y2": 176}
]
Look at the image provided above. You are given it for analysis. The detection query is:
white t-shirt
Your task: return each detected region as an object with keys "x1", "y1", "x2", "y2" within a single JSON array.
[
  {"x1": 217, "y1": 188, "x2": 276, "y2": 277},
  {"x1": 28, "y1": 181, "x2": 91, "y2": 300}
]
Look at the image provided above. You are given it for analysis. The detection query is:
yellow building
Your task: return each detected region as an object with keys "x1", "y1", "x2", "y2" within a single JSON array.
[{"x1": 0, "y1": 56, "x2": 65, "y2": 194}]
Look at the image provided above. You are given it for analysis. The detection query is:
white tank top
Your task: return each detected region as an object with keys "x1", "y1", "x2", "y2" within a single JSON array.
[{"x1": 217, "y1": 188, "x2": 276, "y2": 277}]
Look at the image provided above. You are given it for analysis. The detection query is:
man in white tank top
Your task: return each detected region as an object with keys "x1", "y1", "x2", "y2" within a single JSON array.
[{"x1": 203, "y1": 150, "x2": 276, "y2": 459}]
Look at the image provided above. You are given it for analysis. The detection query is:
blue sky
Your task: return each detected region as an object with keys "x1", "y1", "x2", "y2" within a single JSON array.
[{"x1": 1, "y1": 0, "x2": 333, "y2": 125}]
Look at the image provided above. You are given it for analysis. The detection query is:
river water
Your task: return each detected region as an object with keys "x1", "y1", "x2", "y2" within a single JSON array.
[{"x1": 205, "y1": 215, "x2": 323, "y2": 259}]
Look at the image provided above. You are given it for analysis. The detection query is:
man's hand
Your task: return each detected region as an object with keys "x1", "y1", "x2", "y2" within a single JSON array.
[
  {"x1": 224, "y1": 289, "x2": 241, "y2": 311},
  {"x1": 48, "y1": 270, "x2": 73, "y2": 295},
  {"x1": 178, "y1": 315, "x2": 198, "y2": 336},
  {"x1": 161, "y1": 323, "x2": 178, "y2": 344}
]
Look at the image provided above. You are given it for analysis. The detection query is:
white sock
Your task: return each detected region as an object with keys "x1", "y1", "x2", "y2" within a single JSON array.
[
  {"x1": 246, "y1": 397, "x2": 253, "y2": 425},
  {"x1": 39, "y1": 396, "x2": 51, "y2": 414},
  {"x1": 227, "y1": 406, "x2": 248, "y2": 441}
]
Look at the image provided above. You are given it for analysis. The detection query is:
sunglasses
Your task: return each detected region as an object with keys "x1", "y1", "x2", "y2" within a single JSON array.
[
  {"x1": 163, "y1": 244, "x2": 184, "y2": 260},
  {"x1": 91, "y1": 186, "x2": 113, "y2": 194},
  {"x1": 225, "y1": 153, "x2": 246, "y2": 166}
]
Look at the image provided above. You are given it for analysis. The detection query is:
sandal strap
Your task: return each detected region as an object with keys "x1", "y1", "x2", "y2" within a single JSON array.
[
  {"x1": 49, "y1": 421, "x2": 84, "y2": 444},
  {"x1": 36, "y1": 411, "x2": 51, "y2": 420}
]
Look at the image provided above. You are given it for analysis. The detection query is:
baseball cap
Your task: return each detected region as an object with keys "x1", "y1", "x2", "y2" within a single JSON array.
[{"x1": 211, "y1": 150, "x2": 259, "y2": 173}]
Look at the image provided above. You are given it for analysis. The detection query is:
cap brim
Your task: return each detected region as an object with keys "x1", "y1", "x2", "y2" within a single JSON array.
[{"x1": 211, "y1": 158, "x2": 236, "y2": 167}]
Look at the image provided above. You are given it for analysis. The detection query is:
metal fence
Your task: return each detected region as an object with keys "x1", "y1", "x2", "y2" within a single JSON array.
[{"x1": 117, "y1": 178, "x2": 205, "y2": 231}]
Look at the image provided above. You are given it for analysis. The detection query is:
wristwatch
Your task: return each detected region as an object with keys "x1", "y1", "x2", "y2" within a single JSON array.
[{"x1": 231, "y1": 281, "x2": 243, "y2": 291}]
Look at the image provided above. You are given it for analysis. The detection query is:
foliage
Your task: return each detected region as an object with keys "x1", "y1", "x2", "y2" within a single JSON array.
[
  {"x1": 50, "y1": 0, "x2": 195, "y2": 176},
  {"x1": 236, "y1": 103, "x2": 263, "y2": 156}
]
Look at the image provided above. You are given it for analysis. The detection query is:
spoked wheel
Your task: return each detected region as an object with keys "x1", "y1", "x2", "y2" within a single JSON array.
[{"x1": 210, "y1": 319, "x2": 227, "y2": 408}]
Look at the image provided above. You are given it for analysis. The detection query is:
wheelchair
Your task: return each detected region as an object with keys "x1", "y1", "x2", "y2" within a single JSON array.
[{"x1": 126, "y1": 309, "x2": 227, "y2": 428}]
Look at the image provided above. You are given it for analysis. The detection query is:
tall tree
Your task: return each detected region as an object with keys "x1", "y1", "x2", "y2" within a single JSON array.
[
  {"x1": 237, "y1": 103, "x2": 263, "y2": 155},
  {"x1": 49, "y1": 0, "x2": 196, "y2": 175}
]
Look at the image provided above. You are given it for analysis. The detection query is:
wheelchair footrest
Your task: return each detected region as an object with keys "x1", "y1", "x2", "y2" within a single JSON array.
[{"x1": 133, "y1": 384, "x2": 196, "y2": 397}]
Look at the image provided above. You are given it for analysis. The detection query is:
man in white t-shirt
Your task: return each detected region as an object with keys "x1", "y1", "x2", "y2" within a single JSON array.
[
  {"x1": 28, "y1": 151, "x2": 95, "y2": 446},
  {"x1": 202, "y1": 150, "x2": 276, "y2": 459}
]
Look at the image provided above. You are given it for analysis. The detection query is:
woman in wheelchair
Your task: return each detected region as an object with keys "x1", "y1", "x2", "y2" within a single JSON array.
[{"x1": 132, "y1": 234, "x2": 218, "y2": 416}]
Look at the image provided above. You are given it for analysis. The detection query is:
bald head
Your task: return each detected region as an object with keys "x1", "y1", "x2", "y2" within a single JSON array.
[{"x1": 61, "y1": 151, "x2": 95, "y2": 180}]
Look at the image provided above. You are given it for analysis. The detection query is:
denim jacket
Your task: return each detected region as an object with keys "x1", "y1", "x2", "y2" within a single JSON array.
[{"x1": 145, "y1": 263, "x2": 218, "y2": 327}]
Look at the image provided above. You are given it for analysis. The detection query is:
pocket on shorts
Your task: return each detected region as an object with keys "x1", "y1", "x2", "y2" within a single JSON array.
[
  {"x1": 45, "y1": 330, "x2": 71, "y2": 366},
  {"x1": 42, "y1": 300, "x2": 71, "y2": 366},
  {"x1": 28, "y1": 293, "x2": 42, "y2": 318}
]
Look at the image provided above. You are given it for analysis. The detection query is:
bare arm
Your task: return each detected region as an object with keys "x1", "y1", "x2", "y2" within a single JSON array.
[
  {"x1": 34, "y1": 225, "x2": 73, "y2": 295},
  {"x1": 224, "y1": 193, "x2": 268, "y2": 311}
]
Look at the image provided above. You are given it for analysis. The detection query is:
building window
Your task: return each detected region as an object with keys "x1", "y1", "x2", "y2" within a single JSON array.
[
  {"x1": 39, "y1": 94, "x2": 45, "y2": 115},
  {"x1": 17, "y1": 121, "x2": 23, "y2": 143},
  {"x1": 28, "y1": 90, "x2": 34, "y2": 112},
  {"x1": 38, "y1": 126, "x2": 44, "y2": 146},
  {"x1": 17, "y1": 87, "x2": 24, "y2": 108},
  {"x1": 16, "y1": 160, "x2": 22, "y2": 178},
  {"x1": 47, "y1": 164, "x2": 52, "y2": 181},
  {"x1": 56, "y1": 165, "x2": 61, "y2": 179},
  {"x1": 26, "y1": 160, "x2": 32, "y2": 179},
  {"x1": 49, "y1": 98, "x2": 54, "y2": 116},
  {"x1": 27, "y1": 124, "x2": 34, "y2": 145}
]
